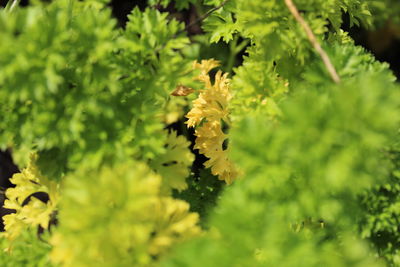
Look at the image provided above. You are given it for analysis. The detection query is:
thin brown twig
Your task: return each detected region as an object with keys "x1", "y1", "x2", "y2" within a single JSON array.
[
  {"x1": 284, "y1": 0, "x2": 340, "y2": 83},
  {"x1": 151, "y1": 0, "x2": 163, "y2": 9},
  {"x1": 155, "y1": 0, "x2": 229, "y2": 53},
  {"x1": 182, "y1": 0, "x2": 229, "y2": 33}
]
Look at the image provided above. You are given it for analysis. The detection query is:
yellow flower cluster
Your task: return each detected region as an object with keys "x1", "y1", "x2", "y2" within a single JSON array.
[
  {"x1": 186, "y1": 59, "x2": 238, "y2": 184},
  {"x1": 3, "y1": 154, "x2": 59, "y2": 242},
  {"x1": 50, "y1": 162, "x2": 200, "y2": 266}
]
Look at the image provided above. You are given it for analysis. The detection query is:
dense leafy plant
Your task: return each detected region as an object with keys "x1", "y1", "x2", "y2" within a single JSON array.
[{"x1": 0, "y1": 0, "x2": 400, "y2": 266}]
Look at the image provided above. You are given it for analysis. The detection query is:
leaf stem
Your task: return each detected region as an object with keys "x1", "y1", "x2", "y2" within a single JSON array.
[
  {"x1": 226, "y1": 37, "x2": 249, "y2": 72},
  {"x1": 226, "y1": 36, "x2": 238, "y2": 72}
]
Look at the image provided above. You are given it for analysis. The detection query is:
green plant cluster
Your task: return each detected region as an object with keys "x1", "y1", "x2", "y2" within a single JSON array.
[
  {"x1": 0, "y1": 0, "x2": 400, "y2": 266},
  {"x1": 0, "y1": 0, "x2": 192, "y2": 179},
  {"x1": 163, "y1": 45, "x2": 400, "y2": 266},
  {"x1": 0, "y1": 229, "x2": 51, "y2": 267},
  {"x1": 368, "y1": 0, "x2": 400, "y2": 26},
  {"x1": 360, "y1": 139, "x2": 400, "y2": 265}
]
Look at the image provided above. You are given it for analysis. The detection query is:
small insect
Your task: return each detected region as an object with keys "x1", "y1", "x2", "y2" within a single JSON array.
[{"x1": 170, "y1": 84, "x2": 195, "y2": 96}]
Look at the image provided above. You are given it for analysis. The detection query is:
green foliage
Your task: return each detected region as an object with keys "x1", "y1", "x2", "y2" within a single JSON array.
[
  {"x1": 150, "y1": 130, "x2": 194, "y2": 193},
  {"x1": 174, "y1": 169, "x2": 225, "y2": 223},
  {"x1": 148, "y1": 0, "x2": 197, "y2": 10},
  {"x1": 0, "y1": 0, "x2": 118, "y2": 172},
  {"x1": 204, "y1": 0, "x2": 398, "y2": 117},
  {"x1": 360, "y1": 140, "x2": 400, "y2": 266},
  {"x1": 0, "y1": 0, "x2": 192, "y2": 179},
  {"x1": 0, "y1": 229, "x2": 52, "y2": 267},
  {"x1": 367, "y1": 0, "x2": 400, "y2": 26},
  {"x1": 302, "y1": 43, "x2": 396, "y2": 85},
  {"x1": 162, "y1": 45, "x2": 400, "y2": 266}
]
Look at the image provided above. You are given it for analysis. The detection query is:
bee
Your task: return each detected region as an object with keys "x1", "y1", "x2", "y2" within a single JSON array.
[{"x1": 170, "y1": 84, "x2": 195, "y2": 96}]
